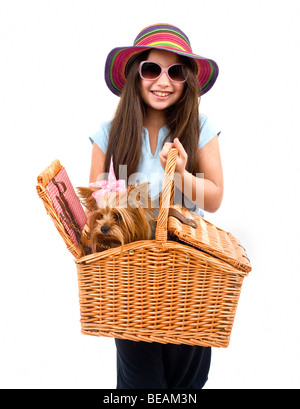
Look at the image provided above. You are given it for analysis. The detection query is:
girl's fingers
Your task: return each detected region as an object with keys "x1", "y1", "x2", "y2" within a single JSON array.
[
  {"x1": 159, "y1": 142, "x2": 173, "y2": 159},
  {"x1": 159, "y1": 142, "x2": 174, "y2": 169}
]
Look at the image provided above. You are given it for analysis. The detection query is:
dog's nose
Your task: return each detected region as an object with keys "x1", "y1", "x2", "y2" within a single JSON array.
[{"x1": 101, "y1": 225, "x2": 110, "y2": 234}]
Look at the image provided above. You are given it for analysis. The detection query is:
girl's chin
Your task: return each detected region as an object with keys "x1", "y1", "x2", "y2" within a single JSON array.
[{"x1": 145, "y1": 94, "x2": 178, "y2": 110}]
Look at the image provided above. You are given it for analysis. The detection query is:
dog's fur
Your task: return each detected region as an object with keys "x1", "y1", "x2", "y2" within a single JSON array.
[{"x1": 77, "y1": 183, "x2": 154, "y2": 253}]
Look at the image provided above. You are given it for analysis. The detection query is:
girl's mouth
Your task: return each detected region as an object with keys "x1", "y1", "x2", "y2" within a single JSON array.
[{"x1": 151, "y1": 91, "x2": 172, "y2": 98}]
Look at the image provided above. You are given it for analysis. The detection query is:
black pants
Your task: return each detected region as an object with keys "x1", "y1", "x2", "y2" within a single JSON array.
[{"x1": 115, "y1": 339, "x2": 211, "y2": 389}]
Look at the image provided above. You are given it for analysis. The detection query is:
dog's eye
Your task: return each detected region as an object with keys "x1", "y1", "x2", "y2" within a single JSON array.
[
  {"x1": 93, "y1": 213, "x2": 103, "y2": 226},
  {"x1": 114, "y1": 213, "x2": 122, "y2": 222}
]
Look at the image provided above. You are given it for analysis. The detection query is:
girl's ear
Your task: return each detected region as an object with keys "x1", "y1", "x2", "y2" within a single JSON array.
[{"x1": 76, "y1": 187, "x2": 98, "y2": 212}]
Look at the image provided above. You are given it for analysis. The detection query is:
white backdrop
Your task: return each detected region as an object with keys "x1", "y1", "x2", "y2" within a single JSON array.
[{"x1": 1, "y1": 0, "x2": 300, "y2": 389}]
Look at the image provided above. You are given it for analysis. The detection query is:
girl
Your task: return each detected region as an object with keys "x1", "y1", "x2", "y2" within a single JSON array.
[{"x1": 89, "y1": 24, "x2": 223, "y2": 389}]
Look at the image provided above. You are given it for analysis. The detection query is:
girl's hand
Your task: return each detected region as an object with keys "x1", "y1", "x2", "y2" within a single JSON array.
[{"x1": 159, "y1": 138, "x2": 187, "y2": 176}]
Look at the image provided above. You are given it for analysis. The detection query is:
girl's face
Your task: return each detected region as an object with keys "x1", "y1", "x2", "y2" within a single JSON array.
[{"x1": 139, "y1": 49, "x2": 185, "y2": 113}]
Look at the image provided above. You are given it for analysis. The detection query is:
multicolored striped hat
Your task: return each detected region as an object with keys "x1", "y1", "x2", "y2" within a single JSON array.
[{"x1": 105, "y1": 23, "x2": 219, "y2": 97}]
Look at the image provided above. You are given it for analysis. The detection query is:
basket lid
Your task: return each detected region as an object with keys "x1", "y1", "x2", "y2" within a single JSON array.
[
  {"x1": 168, "y1": 205, "x2": 251, "y2": 274},
  {"x1": 36, "y1": 159, "x2": 90, "y2": 258}
]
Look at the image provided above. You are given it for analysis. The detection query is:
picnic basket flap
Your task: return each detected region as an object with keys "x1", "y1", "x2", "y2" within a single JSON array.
[
  {"x1": 36, "y1": 159, "x2": 88, "y2": 258},
  {"x1": 168, "y1": 204, "x2": 251, "y2": 274}
]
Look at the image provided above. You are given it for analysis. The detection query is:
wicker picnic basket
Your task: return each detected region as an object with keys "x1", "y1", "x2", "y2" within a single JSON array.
[{"x1": 36, "y1": 149, "x2": 251, "y2": 348}]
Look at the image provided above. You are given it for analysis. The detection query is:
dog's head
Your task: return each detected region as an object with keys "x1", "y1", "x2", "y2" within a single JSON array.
[{"x1": 77, "y1": 183, "x2": 154, "y2": 252}]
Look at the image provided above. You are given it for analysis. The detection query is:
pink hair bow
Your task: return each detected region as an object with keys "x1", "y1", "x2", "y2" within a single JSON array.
[{"x1": 89, "y1": 157, "x2": 126, "y2": 202}]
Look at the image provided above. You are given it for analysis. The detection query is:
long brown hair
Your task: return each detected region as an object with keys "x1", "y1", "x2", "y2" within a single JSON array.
[{"x1": 105, "y1": 50, "x2": 201, "y2": 179}]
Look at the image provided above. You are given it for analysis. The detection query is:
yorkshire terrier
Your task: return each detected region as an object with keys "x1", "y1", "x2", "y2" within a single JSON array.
[{"x1": 77, "y1": 183, "x2": 155, "y2": 254}]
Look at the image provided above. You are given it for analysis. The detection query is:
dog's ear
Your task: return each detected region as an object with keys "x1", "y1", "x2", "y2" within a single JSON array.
[
  {"x1": 76, "y1": 186, "x2": 98, "y2": 212},
  {"x1": 127, "y1": 182, "x2": 150, "y2": 209}
]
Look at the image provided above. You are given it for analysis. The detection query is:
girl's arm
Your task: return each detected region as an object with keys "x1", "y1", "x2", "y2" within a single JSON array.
[
  {"x1": 159, "y1": 136, "x2": 224, "y2": 213},
  {"x1": 89, "y1": 143, "x2": 106, "y2": 184}
]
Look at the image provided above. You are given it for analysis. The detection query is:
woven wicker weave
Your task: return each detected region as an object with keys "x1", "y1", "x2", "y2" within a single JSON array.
[
  {"x1": 168, "y1": 205, "x2": 251, "y2": 274},
  {"x1": 36, "y1": 149, "x2": 251, "y2": 348},
  {"x1": 36, "y1": 160, "x2": 86, "y2": 258}
]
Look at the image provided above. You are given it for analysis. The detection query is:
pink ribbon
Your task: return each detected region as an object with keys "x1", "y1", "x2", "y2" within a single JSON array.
[{"x1": 89, "y1": 157, "x2": 126, "y2": 202}]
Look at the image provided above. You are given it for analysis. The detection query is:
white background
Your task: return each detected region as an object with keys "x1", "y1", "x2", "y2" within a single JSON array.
[{"x1": 1, "y1": 0, "x2": 300, "y2": 389}]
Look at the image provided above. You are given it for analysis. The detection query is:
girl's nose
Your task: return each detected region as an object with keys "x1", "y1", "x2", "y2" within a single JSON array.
[{"x1": 156, "y1": 72, "x2": 170, "y2": 86}]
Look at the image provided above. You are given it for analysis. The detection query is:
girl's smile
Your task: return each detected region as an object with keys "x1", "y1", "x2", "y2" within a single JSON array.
[{"x1": 151, "y1": 90, "x2": 173, "y2": 99}]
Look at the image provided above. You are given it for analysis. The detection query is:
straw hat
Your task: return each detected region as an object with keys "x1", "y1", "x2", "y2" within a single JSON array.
[{"x1": 104, "y1": 23, "x2": 219, "y2": 96}]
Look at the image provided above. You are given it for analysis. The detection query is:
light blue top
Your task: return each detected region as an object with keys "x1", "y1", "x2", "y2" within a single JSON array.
[{"x1": 90, "y1": 113, "x2": 219, "y2": 216}]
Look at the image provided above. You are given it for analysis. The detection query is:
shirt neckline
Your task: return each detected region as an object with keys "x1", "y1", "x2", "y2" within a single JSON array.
[{"x1": 142, "y1": 125, "x2": 169, "y2": 158}]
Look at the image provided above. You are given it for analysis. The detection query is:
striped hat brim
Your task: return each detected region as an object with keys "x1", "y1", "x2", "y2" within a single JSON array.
[{"x1": 104, "y1": 24, "x2": 219, "y2": 96}]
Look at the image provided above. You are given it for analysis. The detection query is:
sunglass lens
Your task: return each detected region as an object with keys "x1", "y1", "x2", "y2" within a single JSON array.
[
  {"x1": 169, "y1": 65, "x2": 188, "y2": 82},
  {"x1": 141, "y1": 62, "x2": 161, "y2": 80}
]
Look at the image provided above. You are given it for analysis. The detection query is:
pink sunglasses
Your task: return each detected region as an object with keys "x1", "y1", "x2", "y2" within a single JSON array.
[{"x1": 139, "y1": 61, "x2": 188, "y2": 83}]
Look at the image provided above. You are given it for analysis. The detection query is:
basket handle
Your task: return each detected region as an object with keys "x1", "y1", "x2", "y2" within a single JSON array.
[{"x1": 155, "y1": 148, "x2": 178, "y2": 244}]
